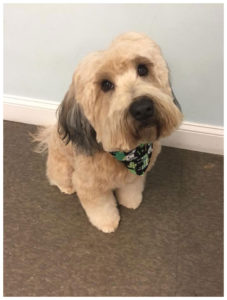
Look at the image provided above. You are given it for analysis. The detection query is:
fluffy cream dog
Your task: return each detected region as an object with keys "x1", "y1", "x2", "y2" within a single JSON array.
[{"x1": 34, "y1": 32, "x2": 183, "y2": 233}]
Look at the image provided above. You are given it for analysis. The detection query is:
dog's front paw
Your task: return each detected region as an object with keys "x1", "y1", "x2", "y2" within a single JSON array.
[
  {"x1": 95, "y1": 215, "x2": 120, "y2": 233},
  {"x1": 116, "y1": 189, "x2": 143, "y2": 209},
  {"x1": 59, "y1": 185, "x2": 75, "y2": 195},
  {"x1": 49, "y1": 179, "x2": 75, "y2": 195},
  {"x1": 79, "y1": 192, "x2": 120, "y2": 233},
  {"x1": 89, "y1": 209, "x2": 120, "y2": 233}
]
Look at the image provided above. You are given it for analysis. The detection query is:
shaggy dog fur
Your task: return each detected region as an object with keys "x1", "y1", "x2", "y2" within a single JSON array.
[{"x1": 34, "y1": 32, "x2": 183, "y2": 233}]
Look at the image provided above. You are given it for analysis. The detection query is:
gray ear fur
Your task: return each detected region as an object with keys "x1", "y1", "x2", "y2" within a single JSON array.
[
  {"x1": 57, "y1": 84, "x2": 101, "y2": 155},
  {"x1": 167, "y1": 65, "x2": 182, "y2": 112},
  {"x1": 171, "y1": 89, "x2": 182, "y2": 112}
]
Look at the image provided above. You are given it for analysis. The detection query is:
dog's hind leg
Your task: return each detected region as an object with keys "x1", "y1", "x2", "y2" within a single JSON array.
[{"x1": 46, "y1": 149, "x2": 75, "y2": 195}]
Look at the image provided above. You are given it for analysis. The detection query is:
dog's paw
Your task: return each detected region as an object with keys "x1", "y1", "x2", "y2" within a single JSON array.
[
  {"x1": 97, "y1": 216, "x2": 120, "y2": 233},
  {"x1": 59, "y1": 186, "x2": 75, "y2": 195},
  {"x1": 116, "y1": 190, "x2": 143, "y2": 209},
  {"x1": 49, "y1": 179, "x2": 75, "y2": 195},
  {"x1": 88, "y1": 208, "x2": 120, "y2": 233}
]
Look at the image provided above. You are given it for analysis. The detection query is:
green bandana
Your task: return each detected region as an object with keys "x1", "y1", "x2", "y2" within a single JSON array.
[{"x1": 110, "y1": 143, "x2": 153, "y2": 176}]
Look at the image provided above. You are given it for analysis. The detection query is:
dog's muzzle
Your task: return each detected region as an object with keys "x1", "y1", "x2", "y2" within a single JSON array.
[{"x1": 129, "y1": 96, "x2": 154, "y2": 124}]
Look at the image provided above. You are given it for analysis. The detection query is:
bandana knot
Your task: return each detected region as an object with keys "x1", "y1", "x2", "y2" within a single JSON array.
[{"x1": 110, "y1": 143, "x2": 153, "y2": 176}]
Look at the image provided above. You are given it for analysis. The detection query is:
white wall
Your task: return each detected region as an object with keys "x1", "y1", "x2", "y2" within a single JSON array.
[{"x1": 4, "y1": 3, "x2": 223, "y2": 126}]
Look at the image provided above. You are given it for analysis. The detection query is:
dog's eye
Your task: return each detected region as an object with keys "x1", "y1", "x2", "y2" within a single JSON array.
[
  {"x1": 137, "y1": 64, "x2": 149, "y2": 77},
  {"x1": 101, "y1": 80, "x2": 114, "y2": 92}
]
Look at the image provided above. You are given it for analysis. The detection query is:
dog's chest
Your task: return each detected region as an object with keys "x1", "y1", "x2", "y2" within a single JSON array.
[{"x1": 76, "y1": 151, "x2": 138, "y2": 190}]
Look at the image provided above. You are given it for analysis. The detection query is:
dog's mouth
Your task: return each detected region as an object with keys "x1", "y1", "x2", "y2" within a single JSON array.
[
  {"x1": 141, "y1": 119, "x2": 161, "y2": 139},
  {"x1": 128, "y1": 118, "x2": 161, "y2": 144},
  {"x1": 138, "y1": 117, "x2": 158, "y2": 128}
]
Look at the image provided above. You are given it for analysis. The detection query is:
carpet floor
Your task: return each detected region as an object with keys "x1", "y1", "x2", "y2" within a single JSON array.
[{"x1": 4, "y1": 120, "x2": 223, "y2": 296}]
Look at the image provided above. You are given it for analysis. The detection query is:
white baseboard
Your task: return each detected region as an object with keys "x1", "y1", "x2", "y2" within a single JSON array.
[
  {"x1": 4, "y1": 94, "x2": 58, "y2": 126},
  {"x1": 161, "y1": 122, "x2": 223, "y2": 155},
  {"x1": 3, "y1": 94, "x2": 224, "y2": 155}
]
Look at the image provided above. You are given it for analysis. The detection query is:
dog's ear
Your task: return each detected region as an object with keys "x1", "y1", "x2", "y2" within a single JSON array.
[
  {"x1": 57, "y1": 83, "x2": 101, "y2": 155},
  {"x1": 171, "y1": 88, "x2": 182, "y2": 112},
  {"x1": 167, "y1": 67, "x2": 182, "y2": 112}
]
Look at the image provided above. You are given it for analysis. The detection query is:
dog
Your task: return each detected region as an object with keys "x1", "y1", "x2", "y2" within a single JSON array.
[{"x1": 33, "y1": 32, "x2": 183, "y2": 233}]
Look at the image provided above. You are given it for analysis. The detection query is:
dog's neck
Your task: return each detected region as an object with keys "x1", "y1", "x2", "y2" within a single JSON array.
[{"x1": 109, "y1": 143, "x2": 153, "y2": 176}]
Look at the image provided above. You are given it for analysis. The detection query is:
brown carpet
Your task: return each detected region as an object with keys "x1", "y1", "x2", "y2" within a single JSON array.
[{"x1": 4, "y1": 120, "x2": 223, "y2": 296}]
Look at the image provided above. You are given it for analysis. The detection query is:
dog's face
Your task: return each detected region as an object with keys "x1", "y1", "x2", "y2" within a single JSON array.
[{"x1": 58, "y1": 32, "x2": 183, "y2": 154}]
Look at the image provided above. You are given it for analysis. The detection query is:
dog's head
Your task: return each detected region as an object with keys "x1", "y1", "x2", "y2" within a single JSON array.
[{"x1": 58, "y1": 32, "x2": 183, "y2": 154}]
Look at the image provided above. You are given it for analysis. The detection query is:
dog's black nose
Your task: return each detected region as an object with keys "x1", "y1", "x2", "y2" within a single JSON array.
[{"x1": 129, "y1": 96, "x2": 154, "y2": 121}]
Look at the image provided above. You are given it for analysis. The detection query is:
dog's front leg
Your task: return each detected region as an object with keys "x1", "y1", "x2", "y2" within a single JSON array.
[
  {"x1": 116, "y1": 175, "x2": 146, "y2": 209},
  {"x1": 77, "y1": 190, "x2": 120, "y2": 233}
]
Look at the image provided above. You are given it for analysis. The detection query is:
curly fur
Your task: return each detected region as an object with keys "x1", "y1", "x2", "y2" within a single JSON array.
[{"x1": 33, "y1": 32, "x2": 183, "y2": 233}]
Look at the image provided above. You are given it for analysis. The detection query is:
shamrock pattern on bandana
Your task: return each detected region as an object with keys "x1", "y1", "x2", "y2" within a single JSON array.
[{"x1": 110, "y1": 143, "x2": 153, "y2": 176}]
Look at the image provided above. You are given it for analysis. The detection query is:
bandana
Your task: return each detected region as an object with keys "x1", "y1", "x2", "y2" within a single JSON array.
[{"x1": 110, "y1": 143, "x2": 153, "y2": 176}]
